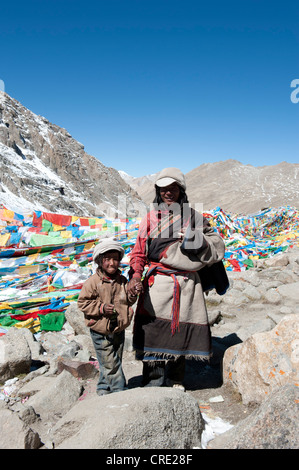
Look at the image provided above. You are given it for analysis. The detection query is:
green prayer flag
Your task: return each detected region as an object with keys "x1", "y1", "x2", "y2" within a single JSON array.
[{"x1": 39, "y1": 312, "x2": 65, "y2": 331}]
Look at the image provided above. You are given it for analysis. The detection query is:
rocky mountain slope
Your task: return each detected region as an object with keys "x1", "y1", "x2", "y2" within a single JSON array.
[
  {"x1": 0, "y1": 92, "x2": 145, "y2": 217},
  {"x1": 1, "y1": 90, "x2": 297, "y2": 218},
  {"x1": 121, "y1": 159, "x2": 299, "y2": 214}
]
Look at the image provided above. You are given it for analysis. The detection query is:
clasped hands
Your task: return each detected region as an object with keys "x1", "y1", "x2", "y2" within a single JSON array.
[{"x1": 127, "y1": 278, "x2": 143, "y2": 297}]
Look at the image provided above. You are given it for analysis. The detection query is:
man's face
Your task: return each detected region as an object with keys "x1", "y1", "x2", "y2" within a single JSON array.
[{"x1": 160, "y1": 182, "x2": 180, "y2": 205}]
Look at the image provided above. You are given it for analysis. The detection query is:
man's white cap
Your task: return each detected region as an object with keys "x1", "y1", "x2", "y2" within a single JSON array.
[
  {"x1": 93, "y1": 236, "x2": 125, "y2": 262},
  {"x1": 155, "y1": 167, "x2": 186, "y2": 190}
]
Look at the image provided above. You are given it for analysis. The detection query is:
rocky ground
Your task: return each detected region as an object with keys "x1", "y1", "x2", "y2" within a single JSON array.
[
  {"x1": 76, "y1": 244, "x2": 299, "y2": 427},
  {"x1": 121, "y1": 349, "x2": 254, "y2": 426},
  {"x1": 83, "y1": 328, "x2": 259, "y2": 428},
  {"x1": 1, "y1": 245, "x2": 298, "y2": 449}
]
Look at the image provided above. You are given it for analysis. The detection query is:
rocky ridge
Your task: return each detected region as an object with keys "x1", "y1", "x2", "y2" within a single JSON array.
[
  {"x1": 0, "y1": 91, "x2": 146, "y2": 217},
  {"x1": 120, "y1": 160, "x2": 299, "y2": 214},
  {"x1": 0, "y1": 246, "x2": 298, "y2": 449},
  {"x1": 1, "y1": 90, "x2": 297, "y2": 219}
]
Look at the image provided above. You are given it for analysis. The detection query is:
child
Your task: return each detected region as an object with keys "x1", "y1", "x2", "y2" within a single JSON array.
[{"x1": 78, "y1": 237, "x2": 137, "y2": 396}]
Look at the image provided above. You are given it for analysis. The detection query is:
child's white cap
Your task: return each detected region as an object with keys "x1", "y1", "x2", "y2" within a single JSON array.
[{"x1": 93, "y1": 237, "x2": 125, "y2": 262}]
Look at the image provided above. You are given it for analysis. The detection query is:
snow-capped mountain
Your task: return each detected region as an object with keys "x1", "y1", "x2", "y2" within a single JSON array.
[
  {"x1": 1, "y1": 91, "x2": 297, "y2": 218},
  {"x1": 118, "y1": 170, "x2": 157, "y2": 188},
  {"x1": 0, "y1": 91, "x2": 146, "y2": 217}
]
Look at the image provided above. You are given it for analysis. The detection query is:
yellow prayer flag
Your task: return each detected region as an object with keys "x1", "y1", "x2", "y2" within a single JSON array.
[
  {"x1": 3, "y1": 209, "x2": 15, "y2": 221},
  {"x1": 60, "y1": 231, "x2": 72, "y2": 238},
  {"x1": 52, "y1": 224, "x2": 64, "y2": 232},
  {"x1": 0, "y1": 233, "x2": 10, "y2": 246},
  {"x1": 14, "y1": 318, "x2": 40, "y2": 333},
  {"x1": 26, "y1": 253, "x2": 39, "y2": 264},
  {"x1": 0, "y1": 302, "x2": 12, "y2": 310}
]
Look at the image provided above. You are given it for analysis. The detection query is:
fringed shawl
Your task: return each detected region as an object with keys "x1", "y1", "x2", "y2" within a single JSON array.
[{"x1": 131, "y1": 208, "x2": 227, "y2": 361}]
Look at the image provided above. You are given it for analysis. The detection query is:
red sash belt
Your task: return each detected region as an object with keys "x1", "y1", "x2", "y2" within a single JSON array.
[{"x1": 145, "y1": 261, "x2": 188, "y2": 335}]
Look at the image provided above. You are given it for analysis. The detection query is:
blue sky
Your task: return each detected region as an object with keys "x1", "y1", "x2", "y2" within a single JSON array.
[{"x1": 1, "y1": 0, "x2": 298, "y2": 177}]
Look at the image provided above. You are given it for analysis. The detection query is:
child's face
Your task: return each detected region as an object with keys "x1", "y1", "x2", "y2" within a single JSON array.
[{"x1": 101, "y1": 250, "x2": 120, "y2": 276}]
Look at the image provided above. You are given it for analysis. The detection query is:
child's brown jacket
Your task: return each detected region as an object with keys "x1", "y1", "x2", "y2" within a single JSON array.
[{"x1": 78, "y1": 268, "x2": 136, "y2": 335}]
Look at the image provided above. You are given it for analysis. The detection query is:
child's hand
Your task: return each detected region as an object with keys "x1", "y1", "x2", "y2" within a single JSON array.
[{"x1": 103, "y1": 303, "x2": 116, "y2": 316}]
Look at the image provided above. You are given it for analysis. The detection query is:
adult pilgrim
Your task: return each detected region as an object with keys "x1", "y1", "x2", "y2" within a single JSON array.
[{"x1": 127, "y1": 167, "x2": 227, "y2": 390}]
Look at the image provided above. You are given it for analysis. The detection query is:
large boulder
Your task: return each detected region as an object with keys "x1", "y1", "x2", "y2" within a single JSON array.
[
  {"x1": 50, "y1": 387, "x2": 204, "y2": 449},
  {"x1": 17, "y1": 370, "x2": 83, "y2": 420},
  {"x1": 71, "y1": 333, "x2": 96, "y2": 359},
  {"x1": 264, "y1": 254, "x2": 289, "y2": 268},
  {"x1": 40, "y1": 331, "x2": 80, "y2": 359},
  {"x1": 0, "y1": 405, "x2": 41, "y2": 449},
  {"x1": 208, "y1": 384, "x2": 298, "y2": 449},
  {"x1": 64, "y1": 302, "x2": 89, "y2": 335},
  {"x1": 0, "y1": 328, "x2": 32, "y2": 382},
  {"x1": 277, "y1": 282, "x2": 299, "y2": 304},
  {"x1": 223, "y1": 314, "x2": 299, "y2": 405}
]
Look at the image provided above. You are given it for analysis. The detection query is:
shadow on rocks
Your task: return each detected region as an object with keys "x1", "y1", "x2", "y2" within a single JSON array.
[
  {"x1": 127, "y1": 374, "x2": 143, "y2": 389},
  {"x1": 184, "y1": 333, "x2": 242, "y2": 391},
  {"x1": 126, "y1": 333, "x2": 242, "y2": 392}
]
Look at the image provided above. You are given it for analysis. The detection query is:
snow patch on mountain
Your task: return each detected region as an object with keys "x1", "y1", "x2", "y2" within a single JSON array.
[{"x1": 0, "y1": 91, "x2": 146, "y2": 217}]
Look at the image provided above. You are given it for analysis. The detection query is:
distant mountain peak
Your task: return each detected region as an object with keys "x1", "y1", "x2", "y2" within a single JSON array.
[{"x1": 125, "y1": 160, "x2": 299, "y2": 214}]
